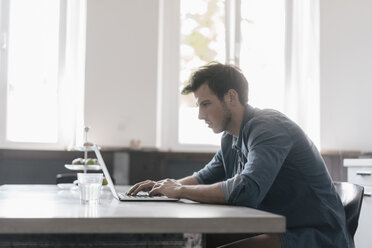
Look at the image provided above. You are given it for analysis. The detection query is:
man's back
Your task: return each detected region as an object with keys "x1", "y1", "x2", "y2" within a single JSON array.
[{"x1": 195, "y1": 105, "x2": 354, "y2": 247}]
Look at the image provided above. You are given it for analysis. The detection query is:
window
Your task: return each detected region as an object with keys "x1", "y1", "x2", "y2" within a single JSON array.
[
  {"x1": 178, "y1": 0, "x2": 285, "y2": 147},
  {"x1": 179, "y1": 0, "x2": 225, "y2": 145},
  {"x1": 159, "y1": 0, "x2": 319, "y2": 151},
  {"x1": 6, "y1": 0, "x2": 60, "y2": 143},
  {"x1": 0, "y1": 0, "x2": 86, "y2": 150},
  {"x1": 239, "y1": 0, "x2": 285, "y2": 111}
]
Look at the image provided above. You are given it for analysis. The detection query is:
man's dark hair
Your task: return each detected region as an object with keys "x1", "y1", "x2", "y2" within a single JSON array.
[{"x1": 181, "y1": 62, "x2": 249, "y2": 105}]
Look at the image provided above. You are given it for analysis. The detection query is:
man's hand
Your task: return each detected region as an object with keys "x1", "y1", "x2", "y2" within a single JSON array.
[
  {"x1": 127, "y1": 177, "x2": 224, "y2": 203},
  {"x1": 127, "y1": 180, "x2": 157, "y2": 195},
  {"x1": 149, "y1": 179, "x2": 183, "y2": 198}
]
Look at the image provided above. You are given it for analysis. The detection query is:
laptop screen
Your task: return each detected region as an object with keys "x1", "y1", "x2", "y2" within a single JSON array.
[{"x1": 93, "y1": 145, "x2": 120, "y2": 200}]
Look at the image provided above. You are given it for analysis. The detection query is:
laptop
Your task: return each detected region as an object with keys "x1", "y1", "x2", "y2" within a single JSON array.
[{"x1": 93, "y1": 145, "x2": 179, "y2": 202}]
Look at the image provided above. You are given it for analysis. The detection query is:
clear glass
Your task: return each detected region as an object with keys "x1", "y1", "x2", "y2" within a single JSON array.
[
  {"x1": 178, "y1": 0, "x2": 225, "y2": 145},
  {"x1": 78, "y1": 173, "x2": 103, "y2": 204},
  {"x1": 239, "y1": 0, "x2": 285, "y2": 111},
  {"x1": 6, "y1": 0, "x2": 60, "y2": 143}
]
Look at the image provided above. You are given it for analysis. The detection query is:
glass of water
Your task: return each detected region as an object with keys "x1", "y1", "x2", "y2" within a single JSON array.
[{"x1": 78, "y1": 173, "x2": 103, "y2": 204}]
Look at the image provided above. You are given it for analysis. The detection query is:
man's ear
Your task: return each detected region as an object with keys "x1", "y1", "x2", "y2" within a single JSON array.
[{"x1": 225, "y1": 89, "x2": 239, "y2": 104}]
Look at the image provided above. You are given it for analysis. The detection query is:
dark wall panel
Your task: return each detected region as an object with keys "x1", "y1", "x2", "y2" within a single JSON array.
[
  {"x1": 1, "y1": 149, "x2": 363, "y2": 185},
  {"x1": 0, "y1": 150, "x2": 114, "y2": 185}
]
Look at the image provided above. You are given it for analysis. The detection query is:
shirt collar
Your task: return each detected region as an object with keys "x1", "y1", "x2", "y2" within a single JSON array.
[{"x1": 232, "y1": 104, "x2": 255, "y2": 151}]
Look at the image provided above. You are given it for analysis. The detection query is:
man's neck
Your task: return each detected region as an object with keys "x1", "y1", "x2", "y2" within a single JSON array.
[{"x1": 227, "y1": 104, "x2": 245, "y2": 137}]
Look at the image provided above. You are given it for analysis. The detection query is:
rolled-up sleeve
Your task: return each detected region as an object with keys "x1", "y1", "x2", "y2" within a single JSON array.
[
  {"x1": 193, "y1": 149, "x2": 226, "y2": 184},
  {"x1": 226, "y1": 123, "x2": 294, "y2": 207}
]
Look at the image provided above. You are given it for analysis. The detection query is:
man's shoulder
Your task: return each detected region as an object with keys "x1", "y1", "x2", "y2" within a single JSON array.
[
  {"x1": 244, "y1": 108, "x2": 291, "y2": 128},
  {"x1": 241, "y1": 108, "x2": 301, "y2": 141},
  {"x1": 252, "y1": 107, "x2": 287, "y2": 119}
]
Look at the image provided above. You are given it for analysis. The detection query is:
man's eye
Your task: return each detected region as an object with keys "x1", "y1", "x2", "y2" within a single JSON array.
[{"x1": 201, "y1": 102, "x2": 209, "y2": 107}]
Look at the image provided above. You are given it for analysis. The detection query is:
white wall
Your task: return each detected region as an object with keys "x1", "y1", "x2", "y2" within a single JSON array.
[
  {"x1": 84, "y1": 0, "x2": 159, "y2": 148},
  {"x1": 320, "y1": 0, "x2": 372, "y2": 151},
  {"x1": 83, "y1": 0, "x2": 372, "y2": 151}
]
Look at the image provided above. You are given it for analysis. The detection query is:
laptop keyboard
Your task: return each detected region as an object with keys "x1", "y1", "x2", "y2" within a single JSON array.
[
  {"x1": 117, "y1": 192, "x2": 179, "y2": 201},
  {"x1": 119, "y1": 192, "x2": 152, "y2": 199}
]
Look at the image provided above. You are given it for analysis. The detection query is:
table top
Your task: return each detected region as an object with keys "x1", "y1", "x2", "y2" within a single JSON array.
[{"x1": 0, "y1": 184, "x2": 285, "y2": 234}]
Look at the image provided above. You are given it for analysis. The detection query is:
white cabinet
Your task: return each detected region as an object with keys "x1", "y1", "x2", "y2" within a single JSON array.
[{"x1": 344, "y1": 159, "x2": 372, "y2": 248}]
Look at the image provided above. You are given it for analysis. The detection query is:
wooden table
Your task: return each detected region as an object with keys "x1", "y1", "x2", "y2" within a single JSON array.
[{"x1": 0, "y1": 185, "x2": 285, "y2": 247}]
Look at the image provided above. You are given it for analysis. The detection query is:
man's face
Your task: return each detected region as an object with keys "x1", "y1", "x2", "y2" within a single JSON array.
[{"x1": 194, "y1": 83, "x2": 232, "y2": 134}]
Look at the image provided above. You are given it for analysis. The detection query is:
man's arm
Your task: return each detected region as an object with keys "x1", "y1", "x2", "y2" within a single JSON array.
[
  {"x1": 149, "y1": 179, "x2": 226, "y2": 204},
  {"x1": 177, "y1": 175, "x2": 199, "y2": 185},
  {"x1": 128, "y1": 176, "x2": 226, "y2": 204},
  {"x1": 180, "y1": 183, "x2": 226, "y2": 203}
]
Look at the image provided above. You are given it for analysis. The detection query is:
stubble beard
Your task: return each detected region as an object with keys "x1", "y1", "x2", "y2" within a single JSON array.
[{"x1": 215, "y1": 102, "x2": 232, "y2": 133}]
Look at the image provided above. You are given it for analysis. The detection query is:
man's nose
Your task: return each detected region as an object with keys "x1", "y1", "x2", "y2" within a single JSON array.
[{"x1": 198, "y1": 108, "x2": 204, "y2": 120}]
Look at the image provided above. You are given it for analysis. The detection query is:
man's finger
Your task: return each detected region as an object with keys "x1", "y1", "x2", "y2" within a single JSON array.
[
  {"x1": 127, "y1": 183, "x2": 141, "y2": 195},
  {"x1": 152, "y1": 182, "x2": 162, "y2": 189},
  {"x1": 127, "y1": 180, "x2": 152, "y2": 195},
  {"x1": 127, "y1": 180, "x2": 148, "y2": 194},
  {"x1": 149, "y1": 187, "x2": 162, "y2": 197},
  {"x1": 131, "y1": 181, "x2": 155, "y2": 195}
]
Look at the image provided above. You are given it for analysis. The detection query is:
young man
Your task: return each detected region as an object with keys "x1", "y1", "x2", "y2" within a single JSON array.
[{"x1": 128, "y1": 62, "x2": 354, "y2": 248}]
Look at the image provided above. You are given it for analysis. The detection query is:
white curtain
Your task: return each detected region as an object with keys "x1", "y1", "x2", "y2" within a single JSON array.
[
  {"x1": 284, "y1": 0, "x2": 320, "y2": 147},
  {"x1": 61, "y1": 0, "x2": 87, "y2": 148},
  {"x1": 226, "y1": 0, "x2": 320, "y2": 147}
]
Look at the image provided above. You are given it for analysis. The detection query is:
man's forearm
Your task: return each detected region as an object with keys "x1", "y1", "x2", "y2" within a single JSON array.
[
  {"x1": 177, "y1": 176, "x2": 199, "y2": 185},
  {"x1": 179, "y1": 182, "x2": 226, "y2": 204}
]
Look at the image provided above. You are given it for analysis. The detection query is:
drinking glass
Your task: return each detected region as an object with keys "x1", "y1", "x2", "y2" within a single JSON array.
[{"x1": 78, "y1": 173, "x2": 103, "y2": 204}]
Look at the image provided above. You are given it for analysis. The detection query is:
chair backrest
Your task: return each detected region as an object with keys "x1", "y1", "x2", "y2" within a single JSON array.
[{"x1": 334, "y1": 181, "x2": 364, "y2": 238}]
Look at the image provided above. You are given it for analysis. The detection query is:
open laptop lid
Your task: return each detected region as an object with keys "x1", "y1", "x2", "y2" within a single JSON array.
[{"x1": 93, "y1": 145, "x2": 120, "y2": 200}]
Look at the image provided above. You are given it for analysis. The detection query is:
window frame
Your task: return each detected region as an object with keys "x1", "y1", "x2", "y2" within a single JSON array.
[
  {"x1": 0, "y1": 0, "x2": 86, "y2": 150},
  {"x1": 158, "y1": 0, "x2": 320, "y2": 152},
  {"x1": 158, "y1": 0, "x2": 236, "y2": 153}
]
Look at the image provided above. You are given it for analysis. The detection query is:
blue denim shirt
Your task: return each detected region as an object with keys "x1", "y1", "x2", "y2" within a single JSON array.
[{"x1": 193, "y1": 105, "x2": 354, "y2": 248}]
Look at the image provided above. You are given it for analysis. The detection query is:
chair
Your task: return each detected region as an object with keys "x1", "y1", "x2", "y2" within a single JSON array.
[{"x1": 334, "y1": 181, "x2": 364, "y2": 238}]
